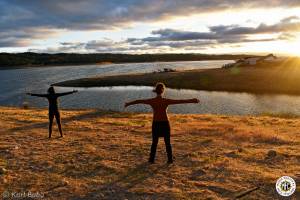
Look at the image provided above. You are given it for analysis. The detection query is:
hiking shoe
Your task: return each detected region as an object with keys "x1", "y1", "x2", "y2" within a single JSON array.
[
  {"x1": 148, "y1": 159, "x2": 155, "y2": 164},
  {"x1": 167, "y1": 160, "x2": 173, "y2": 164}
]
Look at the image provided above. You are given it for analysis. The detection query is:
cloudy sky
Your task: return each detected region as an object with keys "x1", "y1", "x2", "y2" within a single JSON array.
[{"x1": 1, "y1": 0, "x2": 300, "y2": 55}]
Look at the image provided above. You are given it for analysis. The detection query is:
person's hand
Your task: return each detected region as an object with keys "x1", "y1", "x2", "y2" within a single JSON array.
[{"x1": 192, "y1": 98, "x2": 200, "y2": 103}]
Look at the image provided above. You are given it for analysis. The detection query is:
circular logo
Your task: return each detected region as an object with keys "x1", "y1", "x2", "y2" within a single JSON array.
[
  {"x1": 2, "y1": 191, "x2": 10, "y2": 198},
  {"x1": 276, "y1": 176, "x2": 296, "y2": 197}
]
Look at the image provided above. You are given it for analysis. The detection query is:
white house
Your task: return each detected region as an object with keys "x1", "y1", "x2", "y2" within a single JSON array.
[
  {"x1": 244, "y1": 57, "x2": 260, "y2": 65},
  {"x1": 222, "y1": 54, "x2": 279, "y2": 68},
  {"x1": 242, "y1": 54, "x2": 277, "y2": 65}
]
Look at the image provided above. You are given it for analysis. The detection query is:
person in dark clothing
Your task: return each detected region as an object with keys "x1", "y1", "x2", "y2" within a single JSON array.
[
  {"x1": 27, "y1": 86, "x2": 78, "y2": 138},
  {"x1": 125, "y1": 82, "x2": 199, "y2": 164}
]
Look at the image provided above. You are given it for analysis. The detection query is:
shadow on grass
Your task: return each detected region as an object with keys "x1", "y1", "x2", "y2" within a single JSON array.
[
  {"x1": 63, "y1": 162, "x2": 117, "y2": 179},
  {"x1": 9, "y1": 109, "x2": 133, "y2": 133},
  {"x1": 69, "y1": 162, "x2": 178, "y2": 200}
]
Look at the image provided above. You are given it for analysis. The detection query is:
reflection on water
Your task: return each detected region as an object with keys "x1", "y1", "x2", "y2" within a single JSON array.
[
  {"x1": 0, "y1": 60, "x2": 231, "y2": 107},
  {"x1": 52, "y1": 86, "x2": 300, "y2": 115}
]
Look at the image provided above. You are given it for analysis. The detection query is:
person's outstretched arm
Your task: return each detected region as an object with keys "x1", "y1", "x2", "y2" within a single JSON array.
[
  {"x1": 56, "y1": 90, "x2": 78, "y2": 97},
  {"x1": 124, "y1": 99, "x2": 152, "y2": 108},
  {"x1": 165, "y1": 98, "x2": 199, "y2": 105},
  {"x1": 26, "y1": 93, "x2": 48, "y2": 97}
]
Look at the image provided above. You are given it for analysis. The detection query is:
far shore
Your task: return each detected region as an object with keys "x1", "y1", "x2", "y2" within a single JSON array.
[
  {"x1": 0, "y1": 61, "x2": 114, "y2": 70},
  {"x1": 0, "y1": 59, "x2": 232, "y2": 70},
  {"x1": 54, "y1": 58, "x2": 300, "y2": 95},
  {"x1": 0, "y1": 52, "x2": 250, "y2": 69}
]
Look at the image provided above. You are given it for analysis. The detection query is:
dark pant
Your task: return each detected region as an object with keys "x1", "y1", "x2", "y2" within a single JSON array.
[
  {"x1": 49, "y1": 110, "x2": 63, "y2": 138},
  {"x1": 149, "y1": 121, "x2": 173, "y2": 162}
]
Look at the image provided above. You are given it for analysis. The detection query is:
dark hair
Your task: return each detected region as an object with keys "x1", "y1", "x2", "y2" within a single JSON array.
[
  {"x1": 153, "y1": 82, "x2": 165, "y2": 95},
  {"x1": 47, "y1": 86, "x2": 55, "y2": 94}
]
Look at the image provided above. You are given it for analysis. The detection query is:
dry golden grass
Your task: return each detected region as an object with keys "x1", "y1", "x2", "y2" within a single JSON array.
[{"x1": 0, "y1": 106, "x2": 300, "y2": 199}]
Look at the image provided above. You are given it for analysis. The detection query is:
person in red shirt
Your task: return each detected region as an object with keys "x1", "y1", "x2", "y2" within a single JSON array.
[{"x1": 125, "y1": 82, "x2": 199, "y2": 164}]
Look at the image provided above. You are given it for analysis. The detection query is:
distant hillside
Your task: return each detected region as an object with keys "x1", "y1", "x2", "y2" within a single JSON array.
[{"x1": 0, "y1": 52, "x2": 254, "y2": 67}]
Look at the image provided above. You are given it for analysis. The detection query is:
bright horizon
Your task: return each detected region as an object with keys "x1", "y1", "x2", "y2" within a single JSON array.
[{"x1": 1, "y1": 1, "x2": 300, "y2": 56}]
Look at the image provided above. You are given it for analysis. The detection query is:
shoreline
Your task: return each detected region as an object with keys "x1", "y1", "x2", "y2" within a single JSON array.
[
  {"x1": 0, "y1": 62, "x2": 113, "y2": 70},
  {"x1": 3, "y1": 105, "x2": 300, "y2": 119},
  {"x1": 54, "y1": 59, "x2": 300, "y2": 96}
]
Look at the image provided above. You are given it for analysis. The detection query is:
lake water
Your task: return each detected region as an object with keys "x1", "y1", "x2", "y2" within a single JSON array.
[{"x1": 2, "y1": 60, "x2": 300, "y2": 115}]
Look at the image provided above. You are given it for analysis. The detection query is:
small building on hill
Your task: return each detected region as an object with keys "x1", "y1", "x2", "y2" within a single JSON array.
[
  {"x1": 239, "y1": 54, "x2": 277, "y2": 65},
  {"x1": 222, "y1": 54, "x2": 278, "y2": 68},
  {"x1": 244, "y1": 57, "x2": 260, "y2": 65}
]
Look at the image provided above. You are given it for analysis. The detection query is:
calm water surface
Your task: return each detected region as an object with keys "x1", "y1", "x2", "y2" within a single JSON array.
[
  {"x1": 2, "y1": 60, "x2": 300, "y2": 115},
  {"x1": 56, "y1": 86, "x2": 300, "y2": 115}
]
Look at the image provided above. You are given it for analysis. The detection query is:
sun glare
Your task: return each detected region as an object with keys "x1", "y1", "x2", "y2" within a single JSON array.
[{"x1": 285, "y1": 35, "x2": 300, "y2": 56}]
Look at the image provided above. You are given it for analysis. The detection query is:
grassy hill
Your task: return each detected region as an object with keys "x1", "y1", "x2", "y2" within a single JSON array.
[{"x1": 0, "y1": 107, "x2": 299, "y2": 199}]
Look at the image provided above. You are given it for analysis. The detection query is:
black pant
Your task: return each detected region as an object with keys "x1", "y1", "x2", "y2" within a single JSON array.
[
  {"x1": 49, "y1": 110, "x2": 63, "y2": 138},
  {"x1": 149, "y1": 121, "x2": 173, "y2": 162}
]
